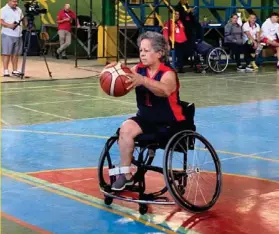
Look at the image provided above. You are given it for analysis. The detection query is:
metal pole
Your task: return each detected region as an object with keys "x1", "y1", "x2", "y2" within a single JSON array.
[
  {"x1": 88, "y1": 0, "x2": 93, "y2": 59},
  {"x1": 102, "y1": 0, "x2": 105, "y2": 60},
  {"x1": 124, "y1": 0, "x2": 128, "y2": 65},
  {"x1": 74, "y1": 0, "x2": 78, "y2": 67},
  {"x1": 116, "y1": 0, "x2": 120, "y2": 61}
]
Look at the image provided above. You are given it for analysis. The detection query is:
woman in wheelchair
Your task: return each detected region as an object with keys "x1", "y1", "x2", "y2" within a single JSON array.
[
  {"x1": 110, "y1": 31, "x2": 190, "y2": 191},
  {"x1": 99, "y1": 31, "x2": 222, "y2": 214}
]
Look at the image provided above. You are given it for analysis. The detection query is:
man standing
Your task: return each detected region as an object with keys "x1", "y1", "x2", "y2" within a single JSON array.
[
  {"x1": 56, "y1": 3, "x2": 80, "y2": 59},
  {"x1": 163, "y1": 10, "x2": 188, "y2": 73},
  {"x1": 1, "y1": 0, "x2": 24, "y2": 77}
]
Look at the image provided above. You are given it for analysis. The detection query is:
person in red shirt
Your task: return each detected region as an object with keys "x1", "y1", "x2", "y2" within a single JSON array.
[
  {"x1": 163, "y1": 10, "x2": 188, "y2": 73},
  {"x1": 56, "y1": 3, "x2": 80, "y2": 59}
]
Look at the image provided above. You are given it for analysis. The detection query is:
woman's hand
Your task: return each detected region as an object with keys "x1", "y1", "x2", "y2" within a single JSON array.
[
  {"x1": 104, "y1": 61, "x2": 118, "y2": 69},
  {"x1": 125, "y1": 72, "x2": 145, "y2": 90}
]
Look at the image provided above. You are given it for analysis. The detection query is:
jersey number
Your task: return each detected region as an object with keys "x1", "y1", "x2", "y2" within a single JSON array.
[{"x1": 145, "y1": 93, "x2": 152, "y2": 107}]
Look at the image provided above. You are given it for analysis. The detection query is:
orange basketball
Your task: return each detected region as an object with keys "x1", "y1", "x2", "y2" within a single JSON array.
[{"x1": 99, "y1": 62, "x2": 132, "y2": 97}]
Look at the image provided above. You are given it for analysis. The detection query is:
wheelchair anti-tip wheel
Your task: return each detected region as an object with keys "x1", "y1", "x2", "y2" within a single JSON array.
[{"x1": 163, "y1": 130, "x2": 222, "y2": 212}]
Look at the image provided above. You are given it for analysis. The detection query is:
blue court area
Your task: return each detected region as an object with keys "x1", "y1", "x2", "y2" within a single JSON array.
[{"x1": 3, "y1": 100, "x2": 279, "y2": 179}]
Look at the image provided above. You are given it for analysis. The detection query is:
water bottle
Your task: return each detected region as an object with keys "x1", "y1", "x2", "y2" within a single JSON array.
[
  {"x1": 219, "y1": 38, "x2": 222, "y2": 47},
  {"x1": 255, "y1": 43, "x2": 264, "y2": 57}
]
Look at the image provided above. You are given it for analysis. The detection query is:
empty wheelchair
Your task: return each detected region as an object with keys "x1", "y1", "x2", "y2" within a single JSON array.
[
  {"x1": 193, "y1": 40, "x2": 229, "y2": 74},
  {"x1": 98, "y1": 102, "x2": 222, "y2": 215}
]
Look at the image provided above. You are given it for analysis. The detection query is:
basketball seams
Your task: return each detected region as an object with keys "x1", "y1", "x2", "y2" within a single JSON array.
[{"x1": 100, "y1": 62, "x2": 132, "y2": 97}]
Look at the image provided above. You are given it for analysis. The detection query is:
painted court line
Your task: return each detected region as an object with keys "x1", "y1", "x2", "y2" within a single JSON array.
[
  {"x1": 2, "y1": 212, "x2": 52, "y2": 234},
  {"x1": 54, "y1": 89, "x2": 136, "y2": 105},
  {"x1": 4, "y1": 98, "x2": 96, "y2": 107},
  {"x1": 2, "y1": 168, "x2": 187, "y2": 234},
  {"x1": 2, "y1": 84, "x2": 100, "y2": 94},
  {"x1": 13, "y1": 105, "x2": 73, "y2": 121},
  {"x1": 2, "y1": 128, "x2": 110, "y2": 139},
  {"x1": 2, "y1": 82, "x2": 99, "y2": 91},
  {"x1": 1, "y1": 118, "x2": 11, "y2": 126},
  {"x1": 2, "y1": 128, "x2": 278, "y2": 163}
]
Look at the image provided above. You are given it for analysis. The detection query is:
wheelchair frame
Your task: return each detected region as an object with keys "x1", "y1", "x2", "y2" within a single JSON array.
[
  {"x1": 98, "y1": 104, "x2": 222, "y2": 215},
  {"x1": 193, "y1": 45, "x2": 229, "y2": 74}
]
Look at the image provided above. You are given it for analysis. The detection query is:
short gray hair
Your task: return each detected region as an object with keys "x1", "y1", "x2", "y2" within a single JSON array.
[{"x1": 137, "y1": 31, "x2": 169, "y2": 62}]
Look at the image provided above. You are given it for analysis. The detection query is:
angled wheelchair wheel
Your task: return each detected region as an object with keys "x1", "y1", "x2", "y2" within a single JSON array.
[
  {"x1": 163, "y1": 130, "x2": 222, "y2": 213},
  {"x1": 98, "y1": 133, "x2": 157, "y2": 194},
  {"x1": 98, "y1": 136, "x2": 119, "y2": 193},
  {"x1": 207, "y1": 47, "x2": 228, "y2": 73}
]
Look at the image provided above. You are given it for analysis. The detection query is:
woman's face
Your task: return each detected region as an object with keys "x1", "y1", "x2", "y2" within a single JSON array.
[
  {"x1": 231, "y1": 15, "x2": 238, "y2": 24},
  {"x1": 139, "y1": 39, "x2": 162, "y2": 66},
  {"x1": 249, "y1": 15, "x2": 256, "y2": 24}
]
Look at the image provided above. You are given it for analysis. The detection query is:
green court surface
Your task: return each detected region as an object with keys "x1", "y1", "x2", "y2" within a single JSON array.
[{"x1": 1, "y1": 67, "x2": 278, "y2": 127}]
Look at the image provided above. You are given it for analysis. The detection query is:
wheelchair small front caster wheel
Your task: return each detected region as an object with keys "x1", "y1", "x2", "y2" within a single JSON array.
[
  {"x1": 104, "y1": 196, "x2": 113, "y2": 205},
  {"x1": 139, "y1": 204, "x2": 148, "y2": 215}
]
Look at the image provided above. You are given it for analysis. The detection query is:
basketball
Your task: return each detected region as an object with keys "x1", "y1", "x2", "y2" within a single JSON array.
[{"x1": 99, "y1": 62, "x2": 132, "y2": 97}]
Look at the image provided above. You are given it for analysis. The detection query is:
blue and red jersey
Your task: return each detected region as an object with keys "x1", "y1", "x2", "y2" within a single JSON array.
[{"x1": 135, "y1": 63, "x2": 186, "y2": 124}]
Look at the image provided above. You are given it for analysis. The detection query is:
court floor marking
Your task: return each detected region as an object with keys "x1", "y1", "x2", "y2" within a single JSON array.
[
  {"x1": 24, "y1": 166, "x2": 279, "y2": 184},
  {"x1": 3, "y1": 98, "x2": 277, "y2": 128},
  {"x1": 3, "y1": 98, "x2": 97, "y2": 107},
  {"x1": 13, "y1": 105, "x2": 73, "y2": 121},
  {"x1": 2, "y1": 167, "x2": 278, "y2": 234},
  {"x1": 2, "y1": 82, "x2": 99, "y2": 90},
  {"x1": 2, "y1": 212, "x2": 52, "y2": 234},
  {"x1": 2, "y1": 71, "x2": 278, "y2": 94},
  {"x1": 54, "y1": 89, "x2": 136, "y2": 105},
  {"x1": 2, "y1": 128, "x2": 278, "y2": 163},
  {"x1": 1, "y1": 118, "x2": 11, "y2": 126},
  {"x1": 2, "y1": 168, "x2": 189, "y2": 234}
]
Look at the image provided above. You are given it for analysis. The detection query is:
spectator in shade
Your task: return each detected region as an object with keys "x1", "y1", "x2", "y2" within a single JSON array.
[
  {"x1": 260, "y1": 12, "x2": 279, "y2": 68},
  {"x1": 242, "y1": 13, "x2": 261, "y2": 69},
  {"x1": 224, "y1": 14, "x2": 254, "y2": 72},
  {"x1": 163, "y1": 9, "x2": 188, "y2": 73}
]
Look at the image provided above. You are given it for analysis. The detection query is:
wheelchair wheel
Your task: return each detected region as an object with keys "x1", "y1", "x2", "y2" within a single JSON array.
[
  {"x1": 98, "y1": 134, "x2": 157, "y2": 194},
  {"x1": 163, "y1": 130, "x2": 222, "y2": 213},
  {"x1": 98, "y1": 136, "x2": 118, "y2": 193},
  {"x1": 207, "y1": 47, "x2": 228, "y2": 73}
]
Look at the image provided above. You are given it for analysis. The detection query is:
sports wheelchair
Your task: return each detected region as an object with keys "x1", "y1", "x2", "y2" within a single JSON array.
[
  {"x1": 98, "y1": 102, "x2": 222, "y2": 215},
  {"x1": 193, "y1": 40, "x2": 229, "y2": 74}
]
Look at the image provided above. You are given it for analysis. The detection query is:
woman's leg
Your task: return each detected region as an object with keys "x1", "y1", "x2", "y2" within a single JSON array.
[
  {"x1": 243, "y1": 43, "x2": 253, "y2": 66},
  {"x1": 111, "y1": 119, "x2": 143, "y2": 191},
  {"x1": 118, "y1": 119, "x2": 143, "y2": 178},
  {"x1": 228, "y1": 43, "x2": 242, "y2": 67}
]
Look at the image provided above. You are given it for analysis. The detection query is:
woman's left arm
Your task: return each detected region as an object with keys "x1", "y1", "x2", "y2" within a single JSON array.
[{"x1": 125, "y1": 70, "x2": 177, "y2": 97}]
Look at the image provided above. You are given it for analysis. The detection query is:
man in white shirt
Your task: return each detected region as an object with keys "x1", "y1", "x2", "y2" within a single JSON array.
[
  {"x1": 242, "y1": 13, "x2": 261, "y2": 69},
  {"x1": 261, "y1": 12, "x2": 279, "y2": 68},
  {"x1": 0, "y1": 0, "x2": 24, "y2": 77}
]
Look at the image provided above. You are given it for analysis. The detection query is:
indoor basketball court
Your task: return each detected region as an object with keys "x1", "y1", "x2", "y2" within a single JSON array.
[{"x1": 1, "y1": 65, "x2": 278, "y2": 233}]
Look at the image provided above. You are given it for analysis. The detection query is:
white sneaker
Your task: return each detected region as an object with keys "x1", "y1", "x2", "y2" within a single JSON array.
[
  {"x1": 3, "y1": 70, "x2": 10, "y2": 77},
  {"x1": 245, "y1": 65, "x2": 254, "y2": 72},
  {"x1": 237, "y1": 66, "x2": 246, "y2": 72},
  {"x1": 12, "y1": 70, "x2": 22, "y2": 76}
]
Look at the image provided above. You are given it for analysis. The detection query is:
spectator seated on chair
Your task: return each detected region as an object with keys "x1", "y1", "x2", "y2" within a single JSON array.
[
  {"x1": 163, "y1": 9, "x2": 188, "y2": 73},
  {"x1": 224, "y1": 14, "x2": 254, "y2": 72},
  {"x1": 242, "y1": 13, "x2": 261, "y2": 70},
  {"x1": 260, "y1": 12, "x2": 279, "y2": 69}
]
